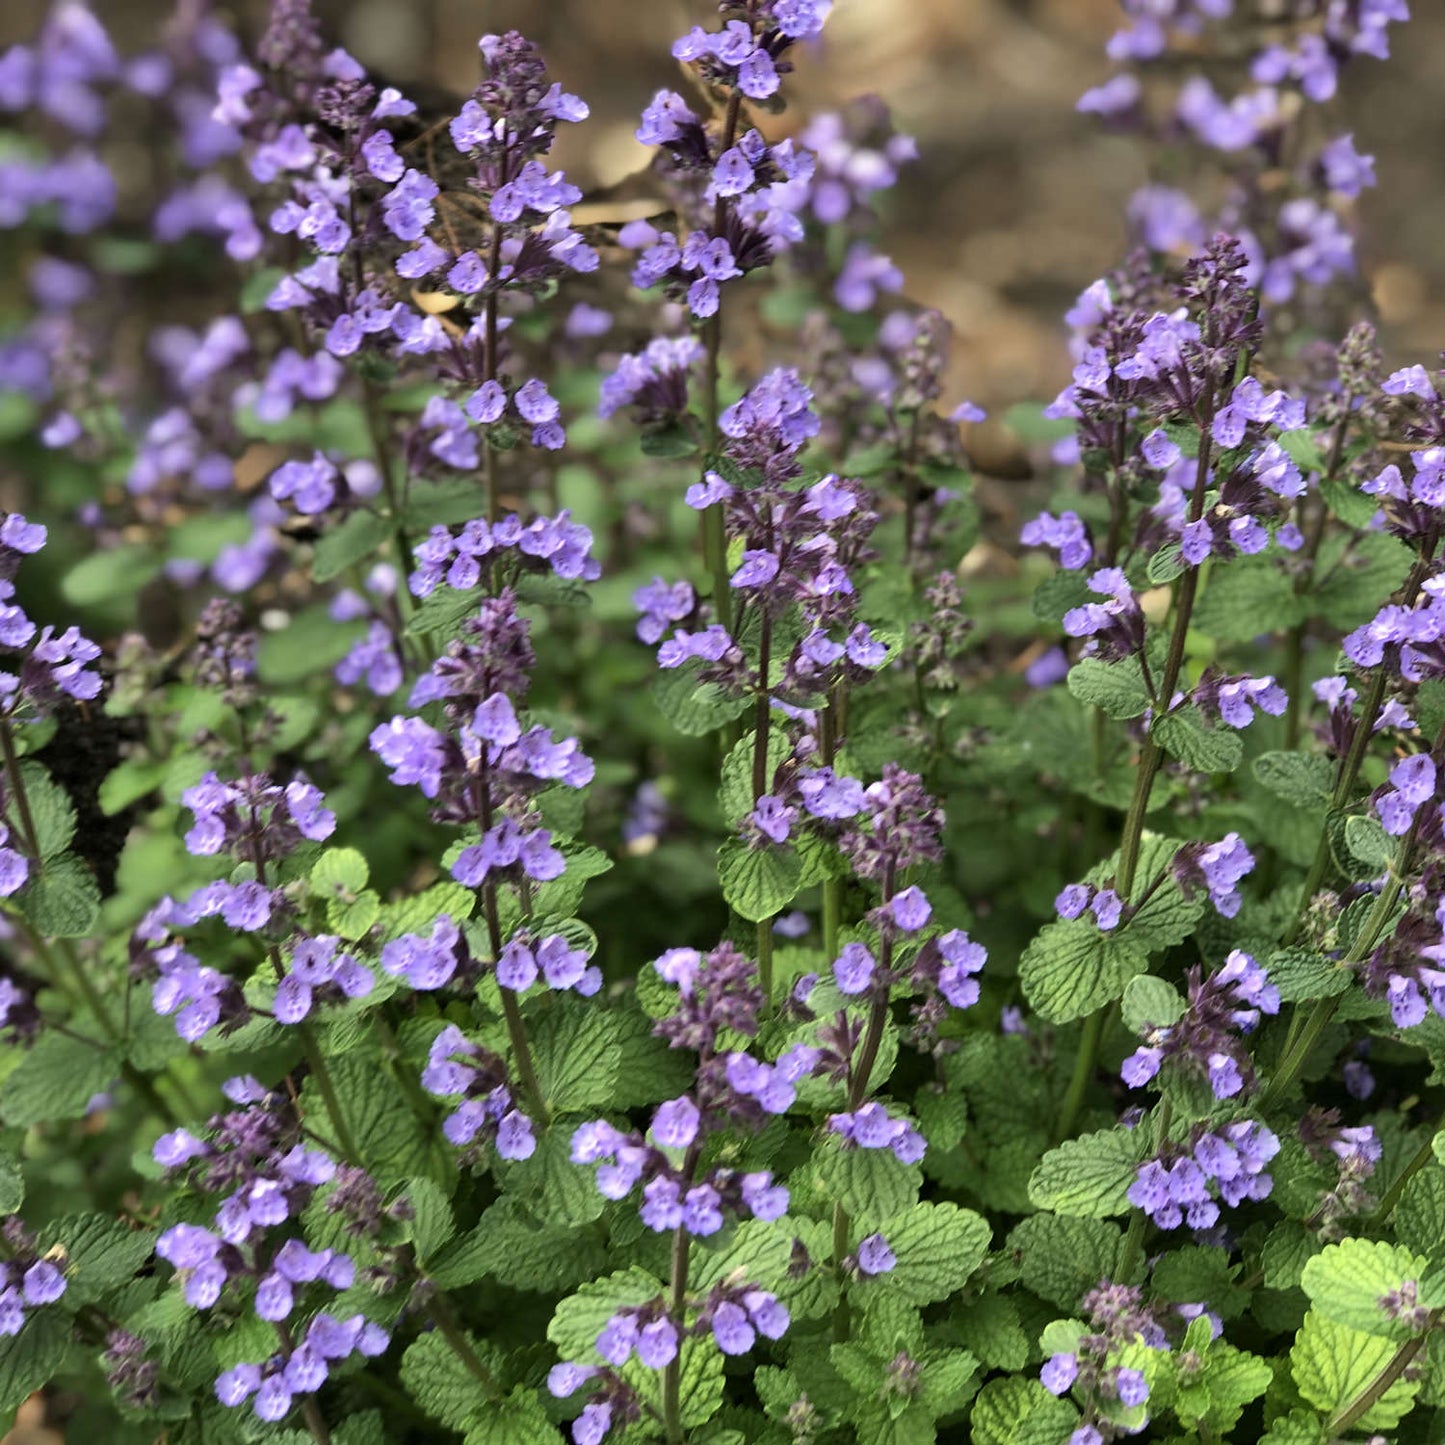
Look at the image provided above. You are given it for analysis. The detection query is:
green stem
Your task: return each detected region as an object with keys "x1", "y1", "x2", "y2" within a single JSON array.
[
  {"x1": 1056, "y1": 1008, "x2": 1107, "y2": 1142},
  {"x1": 298, "y1": 1021, "x2": 362, "y2": 1160},
  {"x1": 830, "y1": 1200, "x2": 852, "y2": 1343},
  {"x1": 1115, "y1": 428, "x2": 1216, "y2": 899},
  {"x1": 1285, "y1": 544, "x2": 1438, "y2": 944},
  {"x1": 499, "y1": 988, "x2": 549, "y2": 1127},
  {"x1": 1326, "y1": 1315, "x2": 1437, "y2": 1437},
  {"x1": 1373, "y1": 1125, "x2": 1439, "y2": 1223},
  {"x1": 428, "y1": 1287, "x2": 502, "y2": 1399}
]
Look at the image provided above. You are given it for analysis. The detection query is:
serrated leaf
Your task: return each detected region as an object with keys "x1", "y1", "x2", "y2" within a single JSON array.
[
  {"x1": 969, "y1": 1376, "x2": 1079, "y2": 1445},
  {"x1": 49, "y1": 1213, "x2": 156, "y2": 1305},
  {"x1": 1152, "y1": 706, "x2": 1244, "y2": 773},
  {"x1": 1265, "y1": 947, "x2": 1352, "y2": 1003},
  {"x1": 18, "y1": 853, "x2": 100, "y2": 938},
  {"x1": 404, "y1": 1177, "x2": 455, "y2": 1265},
  {"x1": 1394, "y1": 1165, "x2": 1445, "y2": 1261},
  {"x1": 0, "y1": 1311, "x2": 71, "y2": 1422},
  {"x1": 719, "y1": 728, "x2": 791, "y2": 823},
  {"x1": 1, "y1": 1032, "x2": 118, "y2": 1127},
  {"x1": 310, "y1": 847, "x2": 370, "y2": 897},
  {"x1": 530, "y1": 1002, "x2": 622, "y2": 1113},
  {"x1": 1031, "y1": 570, "x2": 1091, "y2": 626},
  {"x1": 1066, "y1": 657, "x2": 1152, "y2": 721},
  {"x1": 1008, "y1": 1214, "x2": 1129, "y2": 1309},
  {"x1": 16, "y1": 763, "x2": 75, "y2": 860},
  {"x1": 954, "y1": 1293, "x2": 1028, "y2": 1370},
  {"x1": 653, "y1": 667, "x2": 750, "y2": 737},
  {"x1": 313, "y1": 510, "x2": 391, "y2": 583},
  {"x1": 1147, "y1": 544, "x2": 1186, "y2": 585},
  {"x1": 1300, "y1": 1238, "x2": 1437, "y2": 1338},
  {"x1": 1019, "y1": 917, "x2": 1148, "y2": 1024},
  {"x1": 0, "y1": 1153, "x2": 22, "y2": 1216},
  {"x1": 1194, "y1": 557, "x2": 1303, "y2": 640},
  {"x1": 718, "y1": 839, "x2": 803, "y2": 923},
  {"x1": 1343, "y1": 814, "x2": 1395, "y2": 873},
  {"x1": 1262, "y1": 1220, "x2": 1322, "y2": 1290},
  {"x1": 499, "y1": 1119, "x2": 605, "y2": 1227},
  {"x1": 1253, "y1": 751, "x2": 1332, "y2": 809},
  {"x1": 399, "y1": 1329, "x2": 494, "y2": 1433},
  {"x1": 428, "y1": 1197, "x2": 607, "y2": 1294},
  {"x1": 863, "y1": 1203, "x2": 989, "y2": 1306},
  {"x1": 1291, "y1": 1309, "x2": 1421, "y2": 1430},
  {"x1": 815, "y1": 1141, "x2": 922, "y2": 1227},
  {"x1": 377, "y1": 882, "x2": 474, "y2": 941},
  {"x1": 1259, "y1": 1410, "x2": 1326, "y2": 1445},
  {"x1": 299, "y1": 1053, "x2": 440, "y2": 1182},
  {"x1": 1151, "y1": 1245, "x2": 1248, "y2": 1318},
  {"x1": 1121, "y1": 975, "x2": 1185, "y2": 1034},
  {"x1": 1029, "y1": 1130, "x2": 1141, "y2": 1218},
  {"x1": 461, "y1": 1386, "x2": 556, "y2": 1445},
  {"x1": 548, "y1": 1267, "x2": 666, "y2": 1362}
]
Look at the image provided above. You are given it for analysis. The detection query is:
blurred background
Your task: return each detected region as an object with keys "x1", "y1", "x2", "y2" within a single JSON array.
[{"x1": 3, "y1": 0, "x2": 1444, "y2": 414}]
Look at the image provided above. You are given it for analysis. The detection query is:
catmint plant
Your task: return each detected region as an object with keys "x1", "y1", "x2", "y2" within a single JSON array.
[{"x1": 1, "y1": 0, "x2": 1445, "y2": 1442}]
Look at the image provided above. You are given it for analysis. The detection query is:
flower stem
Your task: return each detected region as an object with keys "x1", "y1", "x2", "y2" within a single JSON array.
[
  {"x1": 1055, "y1": 1006, "x2": 1107, "y2": 1143},
  {"x1": 428, "y1": 1287, "x2": 502, "y2": 1399},
  {"x1": 1373, "y1": 1124, "x2": 1439, "y2": 1223},
  {"x1": 662, "y1": 1145, "x2": 699, "y2": 1444},
  {"x1": 1327, "y1": 1315, "x2": 1438, "y2": 1437},
  {"x1": 298, "y1": 1021, "x2": 362, "y2": 1161}
]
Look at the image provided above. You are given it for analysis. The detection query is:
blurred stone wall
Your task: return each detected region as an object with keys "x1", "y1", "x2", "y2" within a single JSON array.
[{"x1": 2, "y1": 0, "x2": 1444, "y2": 406}]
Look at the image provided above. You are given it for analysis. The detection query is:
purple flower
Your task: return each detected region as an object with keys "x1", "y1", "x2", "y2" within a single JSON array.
[
  {"x1": 651, "y1": 1096, "x2": 700, "y2": 1149},
  {"x1": 833, "y1": 942, "x2": 875, "y2": 995},
  {"x1": 1041, "y1": 1352, "x2": 1078, "y2": 1395},
  {"x1": 856, "y1": 1233, "x2": 896, "y2": 1276}
]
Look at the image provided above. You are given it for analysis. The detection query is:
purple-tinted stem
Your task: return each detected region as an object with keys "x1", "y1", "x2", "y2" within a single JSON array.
[
  {"x1": 1282, "y1": 409, "x2": 1353, "y2": 747},
  {"x1": 273, "y1": 1321, "x2": 331, "y2": 1445},
  {"x1": 476, "y1": 767, "x2": 549, "y2": 1125},
  {"x1": 661, "y1": 1143, "x2": 700, "y2": 1444},
  {"x1": 699, "y1": 90, "x2": 744, "y2": 638},
  {"x1": 1284, "y1": 539, "x2": 1440, "y2": 945},
  {"x1": 753, "y1": 609, "x2": 775, "y2": 1002}
]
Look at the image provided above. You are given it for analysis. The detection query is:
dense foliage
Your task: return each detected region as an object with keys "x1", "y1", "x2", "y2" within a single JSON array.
[{"x1": 0, "y1": 0, "x2": 1439, "y2": 1441}]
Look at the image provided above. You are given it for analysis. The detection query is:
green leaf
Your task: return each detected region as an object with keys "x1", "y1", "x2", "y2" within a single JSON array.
[
  {"x1": 652, "y1": 667, "x2": 750, "y2": 737},
  {"x1": 16, "y1": 763, "x2": 75, "y2": 860},
  {"x1": 1394, "y1": 1165, "x2": 1445, "y2": 1262},
  {"x1": 299, "y1": 1053, "x2": 440, "y2": 1182},
  {"x1": 97, "y1": 759, "x2": 165, "y2": 816},
  {"x1": 1193, "y1": 557, "x2": 1303, "y2": 640},
  {"x1": 18, "y1": 853, "x2": 100, "y2": 938},
  {"x1": 1253, "y1": 751, "x2": 1333, "y2": 809},
  {"x1": 1193, "y1": 1345, "x2": 1273, "y2": 1433},
  {"x1": 49, "y1": 1213, "x2": 155, "y2": 1305},
  {"x1": 1031, "y1": 570, "x2": 1091, "y2": 626},
  {"x1": 399, "y1": 1330, "x2": 495, "y2": 1433},
  {"x1": 429, "y1": 1198, "x2": 607, "y2": 1295},
  {"x1": 1008, "y1": 1214, "x2": 1129, "y2": 1309},
  {"x1": 1265, "y1": 947, "x2": 1353, "y2": 1003},
  {"x1": 0, "y1": 1311, "x2": 71, "y2": 1422},
  {"x1": 0, "y1": 1153, "x2": 22, "y2": 1216},
  {"x1": 1, "y1": 1032, "x2": 118, "y2": 1127},
  {"x1": 256, "y1": 604, "x2": 365, "y2": 685},
  {"x1": 548, "y1": 1268, "x2": 665, "y2": 1363},
  {"x1": 864, "y1": 1203, "x2": 990, "y2": 1306},
  {"x1": 718, "y1": 840, "x2": 803, "y2": 923},
  {"x1": 640, "y1": 425, "x2": 698, "y2": 458},
  {"x1": 1300, "y1": 1238, "x2": 1437, "y2": 1338},
  {"x1": 1262, "y1": 1221, "x2": 1322, "y2": 1290},
  {"x1": 1343, "y1": 814, "x2": 1395, "y2": 873},
  {"x1": 1151, "y1": 1245, "x2": 1248, "y2": 1319},
  {"x1": 1029, "y1": 1129, "x2": 1141, "y2": 1218},
  {"x1": 815, "y1": 1141, "x2": 922, "y2": 1227},
  {"x1": 1259, "y1": 1410, "x2": 1327, "y2": 1445},
  {"x1": 1019, "y1": 917, "x2": 1148, "y2": 1025},
  {"x1": 1121, "y1": 975, "x2": 1185, "y2": 1034},
  {"x1": 403, "y1": 1177, "x2": 455, "y2": 1265},
  {"x1": 1291, "y1": 1309, "x2": 1421, "y2": 1431},
  {"x1": 1066, "y1": 657, "x2": 1153, "y2": 721},
  {"x1": 313, "y1": 511, "x2": 392, "y2": 583},
  {"x1": 969, "y1": 1376, "x2": 1079, "y2": 1445},
  {"x1": 1152, "y1": 706, "x2": 1244, "y2": 773},
  {"x1": 61, "y1": 544, "x2": 160, "y2": 608},
  {"x1": 530, "y1": 1002, "x2": 622, "y2": 1114},
  {"x1": 310, "y1": 847, "x2": 370, "y2": 897},
  {"x1": 462, "y1": 1387, "x2": 556, "y2": 1445},
  {"x1": 1146, "y1": 545, "x2": 1185, "y2": 586},
  {"x1": 719, "y1": 727, "x2": 791, "y2": 823},
  {"x1": 953, "y1": 1293, "x2": 1028, "y2": 1371},
  {"x1": 500, "y1": 1119, "x2": 605, "y2": 1228}
]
